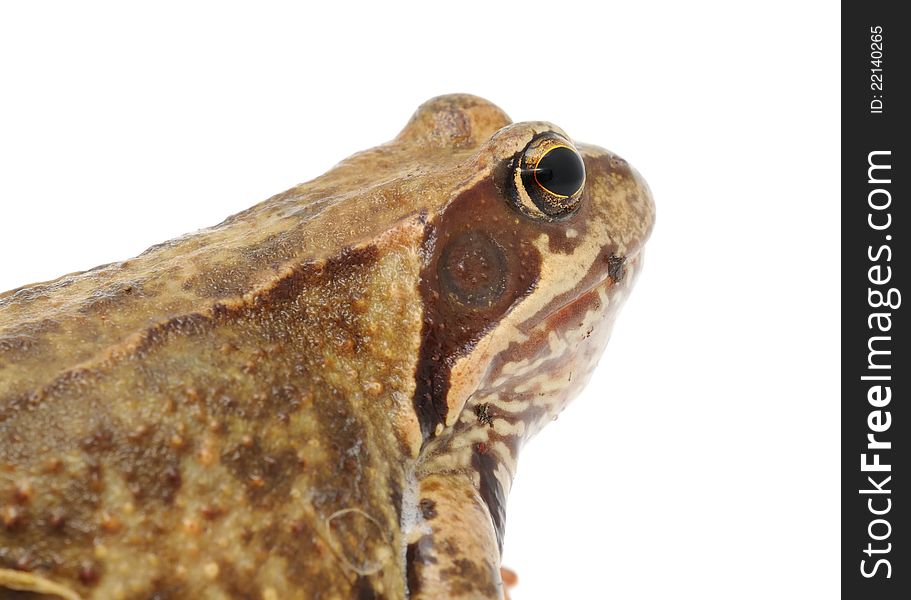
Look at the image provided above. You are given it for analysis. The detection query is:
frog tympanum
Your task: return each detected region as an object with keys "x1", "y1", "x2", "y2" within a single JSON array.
[{"x1": 0, "y1": 95, "x2": 654, "y2": 599}]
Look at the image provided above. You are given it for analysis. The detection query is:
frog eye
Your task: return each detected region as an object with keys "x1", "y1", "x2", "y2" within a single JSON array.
[{"x1": 509, "y1": 133, "x2": 585, "y2": 220}]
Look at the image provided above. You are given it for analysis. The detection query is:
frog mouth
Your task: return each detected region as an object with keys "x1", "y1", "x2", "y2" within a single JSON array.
[{"x1": 538, "y1": 250, "x2": 640, "y2": 325}]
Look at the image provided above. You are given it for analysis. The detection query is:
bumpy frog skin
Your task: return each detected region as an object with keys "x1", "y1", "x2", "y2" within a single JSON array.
[{"x1": 0, "y1": 95, "x2": 654, "y2": 599}]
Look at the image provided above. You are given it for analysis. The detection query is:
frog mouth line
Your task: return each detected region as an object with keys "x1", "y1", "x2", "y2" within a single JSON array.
[{"x1": 537, "y1": 250, "x2": 641, "y2": 324}]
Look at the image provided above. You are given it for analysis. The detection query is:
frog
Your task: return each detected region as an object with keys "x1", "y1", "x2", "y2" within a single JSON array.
[{"x1": 0, "y1": 94, "x2": 654, "y2": 600}]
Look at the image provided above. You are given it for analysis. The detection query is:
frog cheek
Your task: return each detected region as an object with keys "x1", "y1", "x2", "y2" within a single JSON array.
[{"x1": 437, "y1": 231, "x2": 507, "y2": 308}]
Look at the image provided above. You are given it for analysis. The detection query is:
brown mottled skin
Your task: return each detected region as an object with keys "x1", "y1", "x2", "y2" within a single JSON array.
[{"x1": 0, "y1": 95, "x2": 654, "y2": 599}]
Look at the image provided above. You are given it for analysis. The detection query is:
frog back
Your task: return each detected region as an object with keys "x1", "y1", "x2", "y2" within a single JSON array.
[{"x1": 0, "y1": 206, "x2": 427, "y2": 598}]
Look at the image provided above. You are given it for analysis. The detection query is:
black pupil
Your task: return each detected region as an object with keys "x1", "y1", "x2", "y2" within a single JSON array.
[{"x1": 534, "y1": 146, "x2": 585, "y2": 197}]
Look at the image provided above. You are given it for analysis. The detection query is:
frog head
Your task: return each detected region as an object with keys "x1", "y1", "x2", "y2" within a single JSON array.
[{"x1": 396, "y1": 95, "x2": 655, "y2": 448}]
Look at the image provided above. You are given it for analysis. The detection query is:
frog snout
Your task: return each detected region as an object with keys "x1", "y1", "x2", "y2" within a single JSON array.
[{"x1": 584, "y1": 150, "x2": 655, "y2": 263}]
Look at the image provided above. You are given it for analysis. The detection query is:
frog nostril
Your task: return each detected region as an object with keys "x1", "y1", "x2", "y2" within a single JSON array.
[{"x1": 605, "y1": 254, "x2": 627, "y2": 282}]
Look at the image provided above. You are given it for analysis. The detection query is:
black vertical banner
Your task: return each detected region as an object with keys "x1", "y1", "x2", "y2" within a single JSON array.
[{"x1": 842, "y1": 3, "x2": 908, "y2": 598}]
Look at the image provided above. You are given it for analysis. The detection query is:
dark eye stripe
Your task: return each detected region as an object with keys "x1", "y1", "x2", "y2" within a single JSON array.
[{"x1": 533, "y1": 145, "x2": 586, "y2": 198}]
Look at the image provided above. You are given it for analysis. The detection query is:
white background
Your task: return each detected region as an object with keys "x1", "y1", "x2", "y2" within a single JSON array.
[{"x1": 0, "y1": 2, "x2": 839, "y2": 598}]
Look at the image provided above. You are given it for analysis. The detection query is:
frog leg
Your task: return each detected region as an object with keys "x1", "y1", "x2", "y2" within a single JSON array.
[{"x1": 404, "y1": 471, "x2": 506, "y2": 600}]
